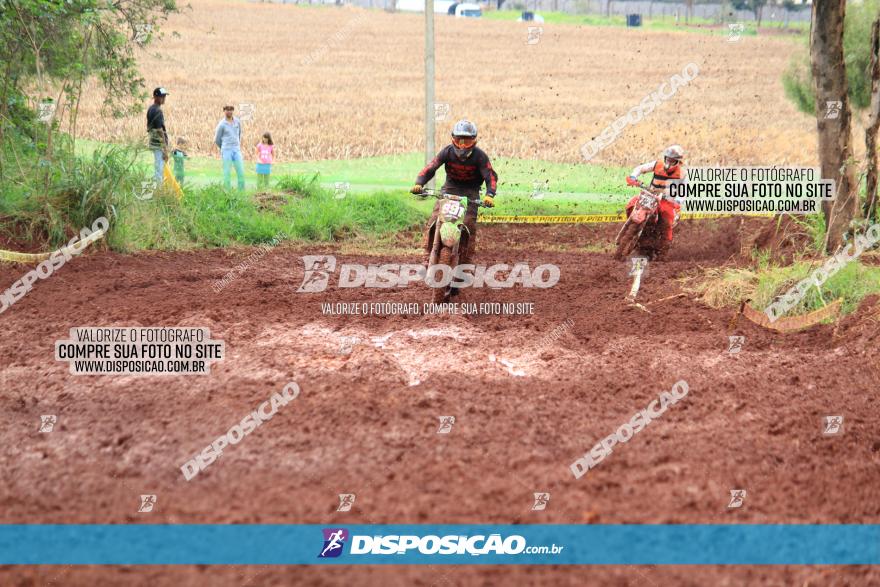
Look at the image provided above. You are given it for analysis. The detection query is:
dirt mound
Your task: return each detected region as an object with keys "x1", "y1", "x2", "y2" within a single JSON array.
[
  {"x1": 252, "y1": 191, "x2": 291, "y2": 213},
  {"x1": 827, "y1": 294, "x2": 880, "y2": 351},
  {"x1": 747, "y1": 215, "x2": 815, "y2": 263}
]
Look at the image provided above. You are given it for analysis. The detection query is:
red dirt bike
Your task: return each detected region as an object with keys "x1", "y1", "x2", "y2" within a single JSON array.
[
  {"x1": 614, "y1": 181, "x2": 680, "y2": 261},
  {"x1": 415, "y1": 189, "x2": 488, "y2": 304}
]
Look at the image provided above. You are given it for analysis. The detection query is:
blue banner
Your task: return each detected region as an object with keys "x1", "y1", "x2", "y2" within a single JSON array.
[{"x1": 0, "y1": 525, "x2": 877, "y2": 565}]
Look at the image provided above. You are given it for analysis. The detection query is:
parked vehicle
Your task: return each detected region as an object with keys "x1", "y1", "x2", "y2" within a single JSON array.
[{"x1": 455, "y1": 3, "x2": 482, "y2": 17}]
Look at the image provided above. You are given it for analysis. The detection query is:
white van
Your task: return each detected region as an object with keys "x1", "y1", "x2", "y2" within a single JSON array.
[{"x1": 454, "y1": 3, "x2": 482, "y2": 17}]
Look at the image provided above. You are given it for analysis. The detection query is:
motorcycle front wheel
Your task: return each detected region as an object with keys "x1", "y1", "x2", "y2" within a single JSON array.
[
  {"x1": 431, "y1": 246, "x2": 456, "y2": 304},
  {"x1": 614, "y1": 221, "x2": 643, "y2": 260}
]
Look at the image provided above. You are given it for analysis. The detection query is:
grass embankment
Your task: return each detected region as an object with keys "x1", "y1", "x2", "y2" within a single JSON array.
[
  {"x1": 3, "y1": 139, "x2": 631, "y2": 253},
  {"x1": 0, "y1": 140, "x2": 421, "y2": 252},
  {"x1": 684, "y1": 218, "x2": 880, "y2": 318}
]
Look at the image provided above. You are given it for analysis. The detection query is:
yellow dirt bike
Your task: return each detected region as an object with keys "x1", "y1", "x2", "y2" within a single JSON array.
[{"x1": 415, "y1": 189, "x2": 488, "y2": 304}]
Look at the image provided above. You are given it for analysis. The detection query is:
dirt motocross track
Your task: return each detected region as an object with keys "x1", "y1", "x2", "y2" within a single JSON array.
[{"x1": 1, "y1": 219, "x2": 879, "y2": 586}]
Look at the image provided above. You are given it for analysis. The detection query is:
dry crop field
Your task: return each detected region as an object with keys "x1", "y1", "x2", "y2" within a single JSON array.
[{"x1": 79, "y1": 0, "x2": 817, "y2": 166}]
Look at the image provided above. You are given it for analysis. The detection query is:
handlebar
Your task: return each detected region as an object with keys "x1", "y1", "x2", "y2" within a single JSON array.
[
  {"x1": 414, "y1": 188, "x2": 488, "y2": 207},
  {"x1": 630, "y1": 181, "x2": 660, "y2": 194}
]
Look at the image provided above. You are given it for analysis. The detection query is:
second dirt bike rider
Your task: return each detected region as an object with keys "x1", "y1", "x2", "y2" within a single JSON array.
[
  {"x1": 625, "y1": 145, "x2": 685, "y2": 256},
  {"x1": 411, "y1": 119, "x2": 498, "y2": 267}
]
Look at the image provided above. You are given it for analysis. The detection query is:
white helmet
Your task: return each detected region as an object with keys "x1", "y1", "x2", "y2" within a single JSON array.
[
  {"x1": 663, "y1": 145, "x2": 685, "y2": 164},
  {"x1": 451, "y1": 119, "x2": 478, "y2": 158},
  {"x1": 452, "y1": 119, "x2": 477, "y2": 138}
]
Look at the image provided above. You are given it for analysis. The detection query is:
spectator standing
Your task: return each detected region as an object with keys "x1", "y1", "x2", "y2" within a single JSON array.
[
  {"x1": 214, "y1": 105, "x2": 245, "y2": 191},
  {"x1": 146, "y1": 87, "x2": 170, "y2": 184}
]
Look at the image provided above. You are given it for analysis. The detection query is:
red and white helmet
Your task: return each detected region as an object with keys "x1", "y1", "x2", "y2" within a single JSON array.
[{"x1": 662, "y1": 145, "x2": 685, "y2": 165}]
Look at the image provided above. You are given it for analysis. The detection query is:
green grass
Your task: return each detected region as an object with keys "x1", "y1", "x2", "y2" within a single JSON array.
[
  {"x1": 93, "y1": 179, "x2": 427, "y2": 252},
  {"x1": 75, "y1": 140, "x2": 633, "y2": 217},
  {"x1": 481, "y1": 10, "x2": 809, "y2": 36}
]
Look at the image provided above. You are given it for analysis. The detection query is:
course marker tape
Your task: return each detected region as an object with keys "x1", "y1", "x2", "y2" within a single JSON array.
[
  {"x1": 0, "y1": 229, "x2": 106, "y2": 264},
  {"x1": 741, "y1": 298, "x2": 843, "y2": 332},
  {"x1": 478, "y1": 213, "x2": 765, "y2": 224}
]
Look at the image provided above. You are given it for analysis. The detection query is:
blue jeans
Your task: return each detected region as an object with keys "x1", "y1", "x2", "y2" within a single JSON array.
[
  {"x1": 222, "y1": 148, "x2": 245, "y2": 191},
  {"x1": 152, "y1": 149, "x2": 164, "y2": 182}
]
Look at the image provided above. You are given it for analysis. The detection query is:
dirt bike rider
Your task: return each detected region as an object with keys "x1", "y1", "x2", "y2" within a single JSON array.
[
  {"x1": 410, "y1": 119, "x2": 498, "y2": 268},
  {"x1": 625, "y1": 145, "x2": 685, "y2": 255}
]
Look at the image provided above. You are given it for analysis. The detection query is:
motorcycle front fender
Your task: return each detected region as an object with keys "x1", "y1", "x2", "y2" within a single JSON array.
[{"x1": 440, "y1": 221, "x2": 462, "y2": 248}]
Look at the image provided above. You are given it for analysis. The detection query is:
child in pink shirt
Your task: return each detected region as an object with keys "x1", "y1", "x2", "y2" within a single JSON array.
[{"x1": 255, "y1": 132, "x2": 275, "y2": 189}]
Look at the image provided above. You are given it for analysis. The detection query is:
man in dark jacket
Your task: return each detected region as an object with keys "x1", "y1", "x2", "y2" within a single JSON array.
[
  {"x1": 411, "y1": 119, "x2": 497, "y2": 266},
  {"x1": 146, "y1": 87, "x2": 170, "y2": 183}
]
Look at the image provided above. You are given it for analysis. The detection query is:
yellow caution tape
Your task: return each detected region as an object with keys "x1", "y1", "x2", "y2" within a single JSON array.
[
  {"x1": 477, "y1": 212, "x2": 759, "y2": 224},
  {"x1": 0, "y1": 229, "x2": 107, "y2": 263},
  {"x1": 479, "y1": 214, "x2": 625, "y2": 224},
  {"x1": 163, "y1": 164, "x2": 183, "y2": 199}
]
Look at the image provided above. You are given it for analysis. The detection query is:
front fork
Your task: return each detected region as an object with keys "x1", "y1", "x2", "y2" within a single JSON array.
[{"x1": 428, "y1": 218, "x2": 462, "y2": 266}]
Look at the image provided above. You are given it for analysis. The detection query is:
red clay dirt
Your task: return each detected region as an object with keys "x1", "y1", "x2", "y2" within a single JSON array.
[{"x1": 0, "y1": 219, "x2": 878, "y2": 586}]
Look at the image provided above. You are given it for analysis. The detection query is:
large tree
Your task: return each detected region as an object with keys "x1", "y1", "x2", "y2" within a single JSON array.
[
  {"x1": 0, "y1": 0, "x2": 179, "y2": 157},
  {"x1": 864, "y1": 16, "x2": 880, "y2": 220},
  {"x1": 811, "y1": 0, "x2": 860, "y2": 253}
]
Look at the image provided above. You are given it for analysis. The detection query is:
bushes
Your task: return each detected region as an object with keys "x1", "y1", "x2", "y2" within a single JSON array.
[
  {"x1": 0, "y1": 138, "x2": 141, "y2": 247},
  {"x1": 781, "y1": 0, "x2": 880, "y2": 115}
]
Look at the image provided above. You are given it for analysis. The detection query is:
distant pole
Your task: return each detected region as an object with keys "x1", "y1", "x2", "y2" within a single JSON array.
[{"x1": 425, "y1": 0, "x2": 435, "y2": 188}]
